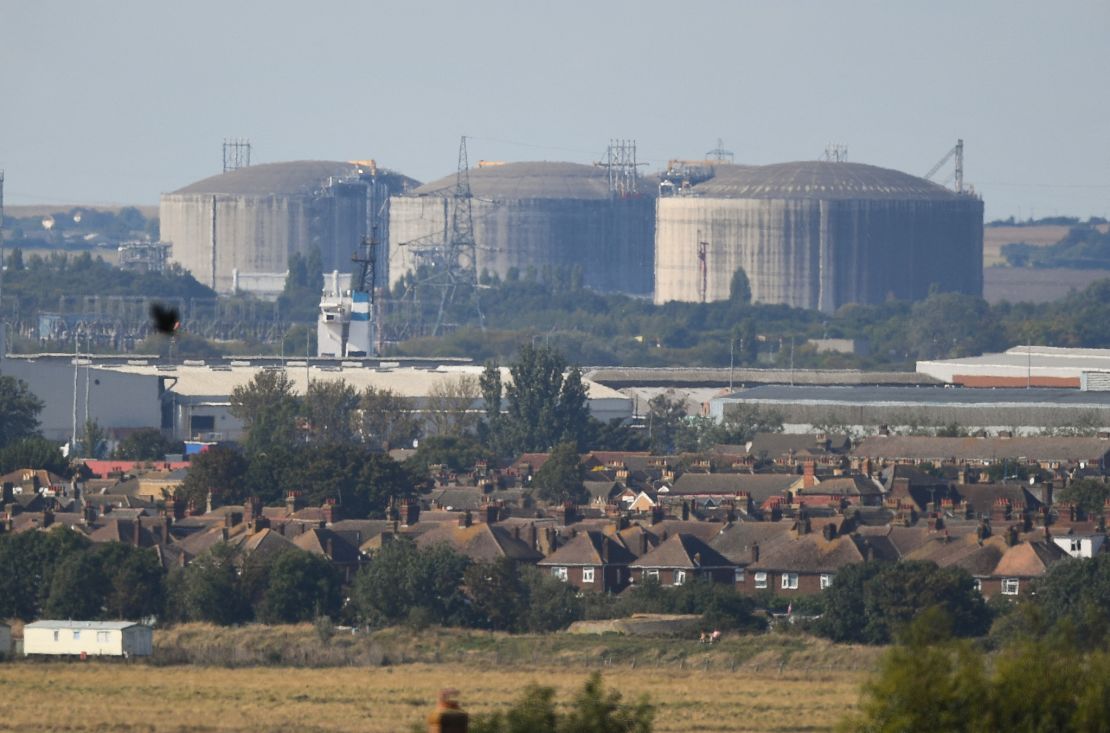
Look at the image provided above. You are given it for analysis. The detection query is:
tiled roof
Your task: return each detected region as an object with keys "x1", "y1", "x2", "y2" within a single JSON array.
[
  {"x1": 630, "y1": 534, "x2": 734, "y2": 570},
  {"x1": 853, "y1": 436, "x2": 1110, "y2": 464},
  {"x1": 992, "y1": 540, "x2": 1069, "y2": 578},
  {"x1": 538, "y1": 531, "x2": 636, "y2": 566},
  {"x1": 416, "y1": 523, "x2": 543, "y2": 563},
  {"x1": 748, "y1": 533, "x2": 866, "y2": 573},
  {"x1": 670, "y1": 473, "x2": 799, "y2": 500},
  {"x1": 709, "y1": 522, "x2": 794, "y2": 564}
]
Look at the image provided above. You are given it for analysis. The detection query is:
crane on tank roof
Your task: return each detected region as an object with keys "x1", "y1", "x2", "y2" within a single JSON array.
[{"x1": 924, "y1": 139, "x2": 967, "y2": 194}]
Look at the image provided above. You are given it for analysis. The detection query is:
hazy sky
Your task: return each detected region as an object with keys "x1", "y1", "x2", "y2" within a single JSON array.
[{"x1": 2, "y1": 0, "x2": 1107, "y2": 219}]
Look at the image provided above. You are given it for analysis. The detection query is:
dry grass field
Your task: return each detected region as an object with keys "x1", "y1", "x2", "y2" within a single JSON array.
[
  {"x1": 982, "y1": 224, "x2": 1070, "y2": 266},
  {"x1": 0, "y1": 660, "x2": 865, "y2": 733},
  {"x1": 0, "y1": 626, "x2": 879, "y2": 732}
]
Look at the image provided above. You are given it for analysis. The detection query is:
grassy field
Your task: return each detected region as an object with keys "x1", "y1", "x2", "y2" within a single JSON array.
[{"x1": 0, "y1": 626, "x2": 878, "y2": 732}]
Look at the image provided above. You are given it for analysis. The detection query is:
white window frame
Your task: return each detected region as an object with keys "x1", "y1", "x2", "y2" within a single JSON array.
[
  {"x1": 734, "y1": 568, "x2": 746, "y2": 584},
  {"x1": 674, "y1": 570, "x2": 686, "y2": 586},
  {"x1": 552, "y1": 566, "x2": 568, "y2": 582},
  {"x1": 819, "y1": 574, "x2": 833, "y2": 590},
  {"x1": 973, "y1": 578, "x2": 982, "y2": 592},
  {"x1": 781, "y1": 573, "x2": 799, "y2": 590},
  {"x1": 645, "y1": 568, "x2": 660, "y2": 581},
  {"x1": 96, "y1": 631, "x2": 110, "y2": 643},
  {"x1": 53, "y1": 630, "x2": 59, "y2": 642},
  {"x1": 73, "y1": 630, "x2": 81, "y2": 640},
  {"x1": 754, "y1": 572, "x2": 768, "y2": 589},
  {"x1": 582, "y1": 567, "x2": 595, "y2": 584},
  {"x1": 1002, "y1": 578, "x2": 1020, "y2": 596}
]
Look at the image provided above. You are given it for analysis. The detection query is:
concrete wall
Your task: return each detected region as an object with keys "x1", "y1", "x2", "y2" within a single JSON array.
[
  {"x1": 388, "y1": 196, "x2": 654, "y2": 295},
  {"x1": 655, "y1": 197, "x2": 983, "y2": 311},
  {"x1": 161, "y1": 183, "x2": 380, "y2": 294}
]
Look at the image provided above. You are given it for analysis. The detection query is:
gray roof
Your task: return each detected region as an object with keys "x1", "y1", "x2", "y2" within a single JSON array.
[
  {"x1": 854, "y1": 436, "x2": 1110, "y2": 463},
  {"x1": 690, "y1": 161, "x2": 963, "y2": 201},
  {"x1": 171, "y1": 160, "x2": 418, "y2": 196},
  {"x1": 410, "y1": 161, "x2": 613, "y2": 200},
  {"x1": 25, "y1": 620, "x2": 145, "y2": 630},
  {"x1": 721, "y1": 385, "x2": 1110, "y2": 408}
]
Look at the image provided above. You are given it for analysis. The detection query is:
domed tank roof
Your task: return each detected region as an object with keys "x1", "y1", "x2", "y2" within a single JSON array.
[
  {"x1": 410, "y1": 161, "x2": 614, "y2": 200},
  {"x1": 171, "y1": 161, "x2": 419, "y2": 196},
  {"x1": 690, "y1": 161, "x2": 960, "y2": 200}
]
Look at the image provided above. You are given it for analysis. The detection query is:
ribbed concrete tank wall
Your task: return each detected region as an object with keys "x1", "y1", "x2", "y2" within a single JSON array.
[
  {"x1": 387, "y1": 162, "x2": 655, "y2": 295},
  {"x1": 653, "y1": 162, "x2": 983, "y2": 312},
  {"x1": 160, "y1": 161, "x2": 417, "y2": 294}
]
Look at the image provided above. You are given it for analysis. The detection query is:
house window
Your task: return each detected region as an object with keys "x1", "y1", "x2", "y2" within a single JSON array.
[
  {"x1": 755, "y1": 572, "x2": 768, "y2": 589},
  {"x1": 96, "y1": 631, "x2": 110, "y2": 643},
  {"x1": 674, "y1": 570, "x2": 686, "y2": 586},
  {"x1": 72, "y1": 630, "x2": 81, "y2": 640},
  {"x1": 1002, "y1": 578, "x2": 1020, "y2": 595},
  {"x1": 582, "y1": 567, "x2": 595, "y2": 584},
  {"x1": 973, "y1": 579, "x2": 982, "y2": 592},
  {"x1": 552, "y1": 567, "x2": 568, "y2": 582},
  {"x1": 53, "y1": 631, "x2": 59, "y2": 642},
  {"x1": 819, "y1": 574, "x2": 833, "y2": 590},
  {"x1": 645, "y1": 569, "x2": 660, "y2": 581},
  {"x1": 781, "y1": 573, "x2": 799, "y2": 590},
  {"x1": 734, "y1": 568, "x2": 746, "y2": 584},
  {"x1": 1070, "y1": 540, "x2": 1082, "y2": 554}
]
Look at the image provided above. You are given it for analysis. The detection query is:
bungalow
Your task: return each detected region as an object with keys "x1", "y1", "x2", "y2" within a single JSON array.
[
  {"x1": 628, "y1": 534, "x2": 735, "y2": 587},
  {"x1": 23, "y1": 620, "x2": 153, "y2": 657},
  {"x1": 537, "y1": 530, "x2": 637, "y2": 593}
]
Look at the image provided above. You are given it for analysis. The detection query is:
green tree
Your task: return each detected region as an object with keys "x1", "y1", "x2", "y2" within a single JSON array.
[
  {"x1": 520, "y1": 565, "x2": 583, "y2": 632},
  {"x1": 352, "y1": 538, "x2": 473, "y2": 627},
  {"x1": 646, "y1": 393, "x2": 687, "y2": 453},
  {"x1": 0, "y1": 528, "x2": 91, "y2": 620},
  {"x1": 0, "y1": 375, "x2": 43, "y2": 450},
  {"x1": 464, "y1": 556, "x2": 529, "y2": 631},
  {"x1": 0, "y1": 435, "x2": 71, "y2": 477},
  {"x1": 166, "y1": 543, "x2": 250, "y2": 624},
  {"x1": 356, "y1": 386, "x2": 420, "y2": 451},
  {"x1": 44, "y1": 551, "x2": 107, "y2": 620},
  {"x1": 729, "y1": 267, "x2": 752, "y2": 305},
  {"x1": 82, "y1": 418, "x2": 107, "y2": 459},
  {"x1": 404, "y1": 435, "x2": 490, "y2": 478},
  {"x1": 95, "y1": 543, "x2": 166, "y2": 620},
  {"x1": 1026, "y1": 553, "x2": 1110, "y2": 646},
  {"x1": 256, "y1": 548, "x2": 341, "y2": 623},
  {"x1": 229, "y1": 370, "x2": 301, "y2": 454},
  {"x1": 533, "y1": 441, "x2": 588, "y2": 505},
  {"x1": 469, "y1": 674, "x2": 652, "y2": 733},
  {"x1": 292, "y1": 444, "x2": 415, "y2": 518},
  {"x1": 176, "y1": 445, "x2": 249, "y2": 509},
  {"x1": 303, "y1": 379, "x2": 358, "y2": 445},
  {"x1": 112, "y1": 427, "x2": 180, "y2": 461},
  {"x1": 816, "y1": 561, "x2": 990, "y2": 645},
  {"x1": 498, "y1": 344, "x2": 590, "y2": 454},
  {"x1": 1057, "y1": 477, "x2": 1110, "y2": 518}
]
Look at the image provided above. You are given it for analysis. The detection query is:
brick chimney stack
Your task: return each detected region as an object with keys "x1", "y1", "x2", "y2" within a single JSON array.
[
  {"x1": 803, "y1": 461, "x2": 816, "y2": 489},
  {"x1": 322, "y1": 498, "x2": 339, "y2": 525}
]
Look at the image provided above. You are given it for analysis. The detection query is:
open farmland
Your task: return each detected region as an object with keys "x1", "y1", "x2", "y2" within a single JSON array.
[{"x1": 0, "y1": 626, "x2": 879, "y2": 732}]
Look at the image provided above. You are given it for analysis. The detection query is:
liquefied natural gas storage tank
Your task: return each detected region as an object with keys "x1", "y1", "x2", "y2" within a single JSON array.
[
  {"x1": 653, "y1": 161, "x2": 983, "y2": 312},
  {"x1": 387, "y1": 161, "x2": 655, "y2": 295}
]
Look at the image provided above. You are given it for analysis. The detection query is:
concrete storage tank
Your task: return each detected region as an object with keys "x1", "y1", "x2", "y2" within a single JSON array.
[
  {"x1": 388, "y1": 162, "x2": 655, "y2": 295},
  {"x1": 654, "y1": 161, "x2": 983, "y2": 312},
  {"x1": 161, "y1": 161, "x2": 418, "y2": 295}
]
